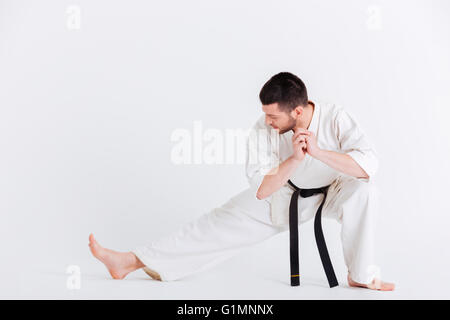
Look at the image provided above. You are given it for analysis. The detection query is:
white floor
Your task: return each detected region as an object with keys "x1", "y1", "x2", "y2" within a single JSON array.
[{"x1": 3, "y1": 229, "x2": 447, "y2": 300}]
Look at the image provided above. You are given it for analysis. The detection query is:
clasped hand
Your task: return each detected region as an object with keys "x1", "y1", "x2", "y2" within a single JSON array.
[{"x1": 291, "y1": 128, "x2": 321, "y2": 161}]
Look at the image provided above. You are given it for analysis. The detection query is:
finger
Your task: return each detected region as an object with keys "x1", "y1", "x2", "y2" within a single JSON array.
[
  {"x1": 294, "y1": 133, "x2": 309, "y2": 144},
  {"x1": 294, "y1": 127, "x2": 310, "y2": 135},
  {"x1": 294, "y1": 141, "x2": 306, "y2": 149},
  {"x1": 293, "y1": 140, "x2": 305, "y2": 150},
  {"x1": 294, "y1": 134, "x2": 307, "y2": 143},
  {"x1": 294, "y1": 127, "x2": 309, "y2": 133},
  {"x1": 296, "y1": 131, "x2": 311, "y2": 139},
  {"x1": 292, "y1": 129, "x2": 310, "y2": 140},
  {"x1": 297, "y1": 146, "x2": 306, "y2": 155},
  {"x1": 294, "y1": 135, "x2": 306, "y2": 144}
]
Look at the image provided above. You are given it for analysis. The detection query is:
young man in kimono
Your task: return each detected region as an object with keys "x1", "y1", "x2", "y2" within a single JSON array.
[{"x1": 88, "y1": 72, "x2": 395, "y2": 291}]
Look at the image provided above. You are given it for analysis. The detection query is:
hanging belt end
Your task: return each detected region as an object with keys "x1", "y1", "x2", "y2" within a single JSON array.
[
  {"x1": 290, "y1": 275, "x2": 300, "y2": 286},
  {"x1": 329, "y1": 280, "x2": 339, "y2": 288}
]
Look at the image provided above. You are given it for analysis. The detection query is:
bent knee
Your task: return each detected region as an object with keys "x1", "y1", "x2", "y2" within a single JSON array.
[{"x1": 346, "y1": 179, "x2": 378, "y2": 198}]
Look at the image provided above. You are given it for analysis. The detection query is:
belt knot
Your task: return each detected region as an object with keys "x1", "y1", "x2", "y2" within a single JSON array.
[{"x1": 287, "y1": 180, "x2": 328, "y2": 197}]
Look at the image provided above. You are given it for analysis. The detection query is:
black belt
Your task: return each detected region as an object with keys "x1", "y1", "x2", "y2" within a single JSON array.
[{"x1": 288, "y1": 179, "x2": 338, "y2": 288}]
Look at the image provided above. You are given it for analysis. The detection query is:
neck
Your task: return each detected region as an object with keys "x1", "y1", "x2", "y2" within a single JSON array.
[{"x1": 294, "y1": 101, "x2": 315, "y2": 130}]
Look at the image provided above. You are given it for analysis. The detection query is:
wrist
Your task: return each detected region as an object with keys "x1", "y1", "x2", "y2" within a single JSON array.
[
  {"x1": 289, "y1": 155, "x2": 303, "y2": 165},
  {"x1": 311, "y1": 148, "x2": 325, "y2": 159}
]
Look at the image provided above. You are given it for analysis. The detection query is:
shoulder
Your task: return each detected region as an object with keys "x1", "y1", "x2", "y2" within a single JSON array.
[
  {"x1": 318, "y1": 100, "x2": 344, "y2": 116},
  {"x1": 251, "y1": 114, "x2": 270, "y2": 131},
  {"x1": 248, "y1": 114, "x2": 280, "y2": 148},
  {"x1": 313, "y1": 99, "x2": 346, "y2": 125},
  {"x1": 320, "y1": 100, "x2": 363, "y2": 121},
  {"x1": 314, "y1": 100, "x2": 362, "y2": 138}
]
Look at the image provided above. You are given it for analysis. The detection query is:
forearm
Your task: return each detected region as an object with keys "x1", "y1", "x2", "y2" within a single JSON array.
[
  {"x1": 256, "y1": 156, "x2": 301, "y2": 200},
  {"x1": 315, "y1": 149, "x2": 369, "y2": 179}
]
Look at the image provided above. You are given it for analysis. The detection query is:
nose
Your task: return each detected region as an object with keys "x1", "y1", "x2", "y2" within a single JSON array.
[{"x1": 265, "y1": 116, "x2": 272, "y2": 126}]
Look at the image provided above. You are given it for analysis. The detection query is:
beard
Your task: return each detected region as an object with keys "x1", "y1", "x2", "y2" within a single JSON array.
[{"x1": 278, "y1": 116, "x2": 297, "y2": 134}]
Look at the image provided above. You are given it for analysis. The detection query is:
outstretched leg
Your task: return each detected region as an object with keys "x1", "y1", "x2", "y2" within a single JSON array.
[
  {"x1": 131, "y1": 188, "x2": 282, "y2": 281},
  {"x1": 90, "y1": 187, "x2": 281, "y2": 281}
]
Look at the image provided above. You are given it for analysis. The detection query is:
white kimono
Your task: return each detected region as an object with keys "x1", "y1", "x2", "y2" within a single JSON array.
[
  {"x1": 133, "y1": 100, "x2": 381, "y2": 285},
  {"x1": 246, "y1": 100, "x2": 379, "y2": 226}
]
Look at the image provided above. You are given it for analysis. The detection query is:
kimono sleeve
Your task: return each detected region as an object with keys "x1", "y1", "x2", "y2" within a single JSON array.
[
  {"x1": 245, "y1": 120, "x2": 280, "y2": 199},
  {"x1": 334, "y1": 108, "x2": 379, "y2": 179}
]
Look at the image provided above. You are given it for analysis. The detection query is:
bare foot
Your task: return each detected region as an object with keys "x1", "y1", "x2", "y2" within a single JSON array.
[
  {"x1": 347, "y1": 274, "x2": 395, "y2": 291},
  {"x1": 88, "y1": 233, "x2": 144, "y2": 279}
]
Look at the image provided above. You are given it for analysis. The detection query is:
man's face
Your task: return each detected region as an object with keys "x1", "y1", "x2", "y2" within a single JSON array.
[{"x1": 262, "y1": 103, "x2": 297, "y2": 134}]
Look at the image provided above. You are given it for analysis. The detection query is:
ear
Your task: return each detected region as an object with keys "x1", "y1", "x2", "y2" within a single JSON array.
[{"x1": 291, "y1": 105, "x2": 304, "y2": 118}]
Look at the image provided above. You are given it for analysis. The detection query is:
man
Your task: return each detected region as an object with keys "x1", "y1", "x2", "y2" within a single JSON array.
[{"x1": 89, "y1": 72, "x2": 395, "y2": 291}]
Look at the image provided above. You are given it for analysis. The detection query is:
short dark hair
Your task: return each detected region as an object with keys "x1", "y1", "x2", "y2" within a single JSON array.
[{"x1": 259, "y1": 72, "x2": 308, "y2": 112}]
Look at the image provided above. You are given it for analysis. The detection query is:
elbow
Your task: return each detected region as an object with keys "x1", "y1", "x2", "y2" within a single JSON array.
[
  {"x1": 361, "y1": 172, "x2": 370, "y2": 179},
  {"x1": 357, "y1": 168, "x2": 370, "y2": 179},
  {"x1": 256, "y1": 187, "x2": 267, "y2": 200},
  {"x1": 256, "y1": 190, "x2": 264, "y2": 200}
]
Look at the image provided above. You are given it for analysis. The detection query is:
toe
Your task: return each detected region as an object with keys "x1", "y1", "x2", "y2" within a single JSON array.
[{"x1": 381, "y1": 282, "x2": 395, "y2": 291}]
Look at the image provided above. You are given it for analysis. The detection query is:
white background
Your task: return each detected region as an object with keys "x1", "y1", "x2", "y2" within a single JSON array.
[{"x1": 1, "y1": 0, "x2": 449, "y2": 299}]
